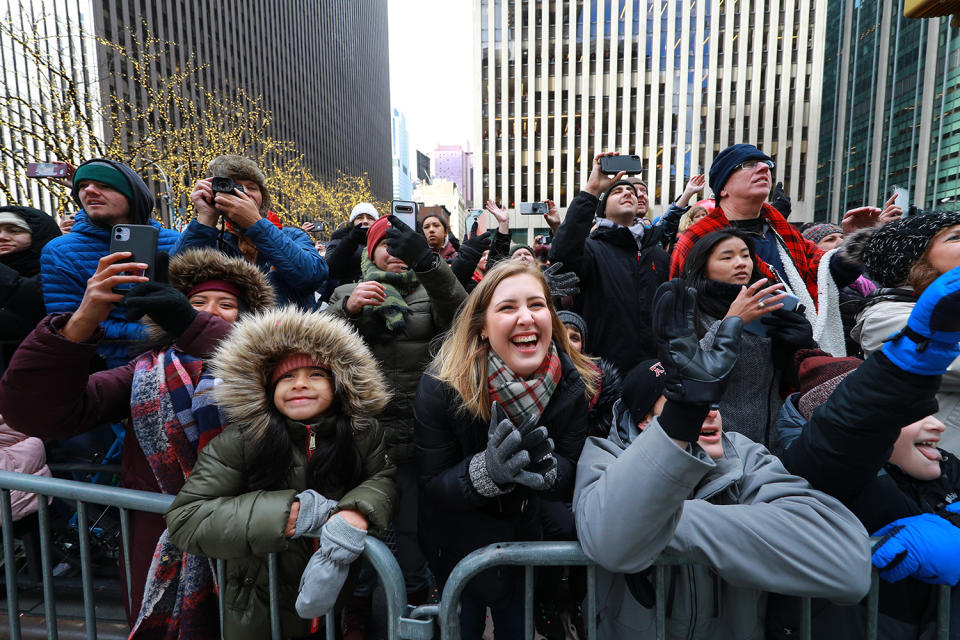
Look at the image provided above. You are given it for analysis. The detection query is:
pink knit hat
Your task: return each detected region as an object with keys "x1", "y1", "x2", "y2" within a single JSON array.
[{"x1": 270, "y1": 352, "x2": 326, "y2": 385}]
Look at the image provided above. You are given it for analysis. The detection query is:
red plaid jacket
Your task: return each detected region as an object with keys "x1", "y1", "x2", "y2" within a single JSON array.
[{"x1": 669, "y1": 203, "x2": 825, "y2": 308}]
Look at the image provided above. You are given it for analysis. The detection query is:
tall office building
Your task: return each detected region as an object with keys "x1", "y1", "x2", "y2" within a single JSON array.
[
  {"x1": 1, "y1": 0, "x2": 392, "y2": 210},
  {"x1": 392, "y1": 107, "x2": 412, "y2": 200},
  {"x1": 435, "y1": 144, "x2": 475, "y2": 207},
  {"x1": 474, "y1": 0, "x2": 826, "y2": 240},
  {"x1": 816, "y1": 4, "x2": 960, "y2": 221}
]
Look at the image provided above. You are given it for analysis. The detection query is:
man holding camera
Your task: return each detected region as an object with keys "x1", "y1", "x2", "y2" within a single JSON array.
[
  {"x1": 548, "y1": 151, "x2": 669, "y2": 373},
  {"x1": 174, "y1": 155, "x2": 327, "y2": 310},
  {"x1": 41, "y1": 159, "x2": 180, "y2": 367}
]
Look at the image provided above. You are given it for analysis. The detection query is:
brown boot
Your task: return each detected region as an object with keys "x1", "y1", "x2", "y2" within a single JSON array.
[{"x1": 341, "y1": 595, "x2": 372, "y2": 640}]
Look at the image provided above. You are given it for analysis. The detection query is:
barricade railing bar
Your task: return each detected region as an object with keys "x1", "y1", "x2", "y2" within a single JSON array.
[{"x1": 0, "y1": 471, "x2": 953, "y2": 640}]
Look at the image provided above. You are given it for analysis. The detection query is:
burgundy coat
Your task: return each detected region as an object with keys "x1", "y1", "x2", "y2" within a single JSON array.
[{"x1": 0, "y1": 311, "x2": 231, "y2": 625}]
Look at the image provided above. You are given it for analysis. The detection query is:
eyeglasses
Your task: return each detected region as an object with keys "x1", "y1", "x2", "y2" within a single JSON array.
[{"x1": 735, "y1": 159, "x2": 775, "y2": 172}]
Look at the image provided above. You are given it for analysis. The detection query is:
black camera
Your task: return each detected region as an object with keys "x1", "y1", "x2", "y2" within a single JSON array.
[{"x1": 210, "y1": 176, "x2": 245, "y2": 194}]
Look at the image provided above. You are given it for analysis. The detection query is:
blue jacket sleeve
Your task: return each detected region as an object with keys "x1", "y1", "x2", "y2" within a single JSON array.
[
  {"x1": 244, "y1": 219, "x2": 329, "y2": 293},
  {"x1": 172, "y1": 220, "x2": 219, "y2": 254},
  {"x1": 40, "y1": 243, "x2": 85, "y2": 314}
]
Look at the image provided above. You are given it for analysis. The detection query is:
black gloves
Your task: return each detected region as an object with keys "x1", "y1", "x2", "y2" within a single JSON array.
[
  {"x1": 543, "y1": 262, "x2": 580, "y2": 297},
  {"x1": 347, "y1": 223, "x2": 368, "y2": 246},
  {"x1": 124, "y1": 281, "x2": 198, "y2": 338},
  {"x1": 769, "y1": 182, "x2": 791, "y2": 218},
  {"x1": 458, "y1": 222, "x2": 492, "y2": 262},
  {"x1": 652, "y1": 279, "x2": 742, "y2": 442},
  {"x1": 385, "y1": 215, "x2": 434, "y2": 271}
]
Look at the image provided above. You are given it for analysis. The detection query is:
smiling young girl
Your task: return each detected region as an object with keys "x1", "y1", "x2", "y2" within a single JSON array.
[
  {"x1": 165, "y1": 309, "x2": 396, "y2": 639},
  {"x1": 414, "y1": 260, "x2": 598, "y2": 638}
]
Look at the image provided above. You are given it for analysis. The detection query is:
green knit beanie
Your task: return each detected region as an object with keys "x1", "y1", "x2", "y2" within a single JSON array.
[{"x1": 73, "y1": 162, "x2": 133, "y2": 202}]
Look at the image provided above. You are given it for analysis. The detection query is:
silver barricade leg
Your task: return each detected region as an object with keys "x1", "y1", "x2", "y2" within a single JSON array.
[
  {"x1": 217, "y1": 559, "x2": 226, "y2": 640},
  {"x1": 363, "y1": 537, "x2": 406, "y2": 640},
  {"x1": 1, "y1": 489, "x2": 21, "y2": 640},
  {"x1": 655, "y1": 564, "x2": 666, "y2": 640},
  {"x1": 799, "y1": 597, "x2": 812, "y2": 640},
  {"x1": 937, "y1": 584, "x2": 951, "y2": 640},
  {"x1": 326, "y1": 611, "x2": 336, "y2": 640},
  {"x1": 36, "y1": 496, "x2": 57, "y2": 640},
  {"x1": 524, "y1": 565, "x2": 534, "y2": 639},
  {"x1": 267, "y1": 552, "x2": 282, "y2": 639},
  {"x1": 586, "y1": 564, "x2": 597, "y2": 640},
  {"x1": 119, "y1": 507, "x2": 133, "y2": 614},
  {"x1": 75, "y1": 501, "x2": 97, "y2": 640},
  {"x1": 866, "y1": 569, "x2": 879, "y2": 640}
]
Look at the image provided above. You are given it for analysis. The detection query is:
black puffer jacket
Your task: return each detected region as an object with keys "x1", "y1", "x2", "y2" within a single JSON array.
[
  {"x1": 548, "y1": 191, "x2": 668, "y2": 372},
  {"x1": 414, "y1": 349, "x2": 589, "y2": 599}
]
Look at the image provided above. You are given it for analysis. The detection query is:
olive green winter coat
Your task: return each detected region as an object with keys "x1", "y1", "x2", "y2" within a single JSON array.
[
  {"x1": 326, "y1": 255, "x2": 467, "y2": 462},
  {"x1": 166, "y1": 308, "x2": 397, "y2": 639}
]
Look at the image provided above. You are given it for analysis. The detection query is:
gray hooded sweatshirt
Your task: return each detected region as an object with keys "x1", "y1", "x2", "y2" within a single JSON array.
[{"x1": 573, "y1": 417, "x2": 871, "y2": 639}]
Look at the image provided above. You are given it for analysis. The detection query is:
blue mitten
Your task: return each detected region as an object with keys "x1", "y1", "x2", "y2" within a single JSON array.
[
  {"x1": 295, "y1": 514, "x2": 367, "y2": 618},
  {"x1": 871, "y1": 512, "x2": 960, "y2": 585},
  {"x1": 882, "y1": 265, "x2": 960, "y2": 375}
]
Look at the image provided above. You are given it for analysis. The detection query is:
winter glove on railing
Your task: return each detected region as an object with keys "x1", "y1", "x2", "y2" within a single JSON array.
[
  {"x1": 292, "y1": 490, "x2": 340, "y2": 539},
  {"x1": 543, "y1": 262, "x2": 580, "y2": 298},
  {"x1": 882, "y1": 265, "x2": 960, "y2": 375},
  {"x1": 652, "y1": 279, "x2": 743, "y2": 442},
  {"x1": 871, "y1": 504, "x2": 960, "y2": 585},
  {"x1": 295, "y1": 514, "x2": 367, "y2": 618},
  {"x1": 385, "y1": 215, "x2": 434, "y2": 271},
  {"x1": 515, "y1": 413, "x2": 557, "y2": 490},
  {"x1": 123, "y1": 281, "x2": 198, "y2": 338}
]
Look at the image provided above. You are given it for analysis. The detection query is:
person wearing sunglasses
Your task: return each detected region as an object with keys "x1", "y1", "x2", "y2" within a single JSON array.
[{"x1": 669, "y1": 144, "x2": 862, "y2": 357}]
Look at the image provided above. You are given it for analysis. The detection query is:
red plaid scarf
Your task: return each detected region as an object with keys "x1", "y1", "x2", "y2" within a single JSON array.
[
  {"x1": 669, "y1": 203, "x2": 825, "y2": 308},
  {"x1": 487, "y1": 343, "x2": 562, "y2": 426}
]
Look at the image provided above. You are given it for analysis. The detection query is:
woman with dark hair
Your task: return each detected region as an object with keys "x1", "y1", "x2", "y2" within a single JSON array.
[
  {"x1": 0, "y1": 206, "x2": 60, "y2": 370},
  {"x1": 683, "y1": 228, "x2": 816, "y2": 449},
  {"x1": 415, "y1": 260, "x2": 598, "y2": 638}
]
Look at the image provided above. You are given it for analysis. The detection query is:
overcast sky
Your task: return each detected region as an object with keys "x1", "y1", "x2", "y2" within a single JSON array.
[{"x1": 388, "y1": 0, "x2": 475, "y2": 165}]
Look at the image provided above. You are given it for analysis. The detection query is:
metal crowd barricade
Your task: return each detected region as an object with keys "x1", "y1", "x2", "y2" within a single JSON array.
[
  {"x1": 0, "y1": 470, "x2": 409, "y2": 640},
  {"x1": 1, "y1": 470, "x2": 954, "y2": 640}
]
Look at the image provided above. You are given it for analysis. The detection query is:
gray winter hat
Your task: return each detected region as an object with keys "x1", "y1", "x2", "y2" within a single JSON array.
[{"x1": 557, "y1": 310, "x2": 588, "y2": 344}]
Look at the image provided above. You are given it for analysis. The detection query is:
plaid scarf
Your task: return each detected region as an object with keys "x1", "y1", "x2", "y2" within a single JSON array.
[
  {"x1": 669, "y1": 203, "x2": 825, "y2": 308},
  {"x1": 487, "y1": 343, "x2": 562, "y2": 426},
  {"x1": 128, "y1": 348, "x2": 219, "y2": 640},
  {"x1": 356, "y1": 252, "x2": 420, "y2": 334}
]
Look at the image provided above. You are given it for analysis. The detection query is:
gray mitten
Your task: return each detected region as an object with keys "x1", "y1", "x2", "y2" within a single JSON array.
[
  {"x1": 295, "y1": 514, "x2": 367, "y2": 618},
  {"x1": 292, "y1": 490, "x2": 340, "y2": 539}
]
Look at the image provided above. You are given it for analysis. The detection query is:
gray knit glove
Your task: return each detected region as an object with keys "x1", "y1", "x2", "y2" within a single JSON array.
[
  {"x1": 469, "y1": 403, "x2": 555, "y2": 497},
  {"x1": 295, "y1": 514, "x2": 367, "y2": 618},
  {"x1": 517, "y1": 415, "x2": 558, "y2": 490},
  {"x1": 292, "y1": 490, "x2": 340, "y2": 539}
]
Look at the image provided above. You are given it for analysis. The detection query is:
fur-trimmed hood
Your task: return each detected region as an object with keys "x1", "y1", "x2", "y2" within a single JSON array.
[
  {"x1": 169, "y1": 248, "x2": 276, "y2": 312},
  {"x1": 209, "y1": 308, "x2": 391, "y2": 442}
]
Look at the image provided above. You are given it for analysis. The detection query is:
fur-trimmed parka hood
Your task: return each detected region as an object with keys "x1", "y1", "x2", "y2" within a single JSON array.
[
  {"x1": 169, "y1": 248, "x2": 276, "y2": 313},
  {"x1": 209, "y1": 308, "x2": 391, "y2": 442}
]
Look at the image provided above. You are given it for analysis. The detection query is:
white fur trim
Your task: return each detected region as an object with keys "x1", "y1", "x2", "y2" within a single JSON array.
[{"x1": 774, "y1": 241, "x2": 847, "y2": 357}]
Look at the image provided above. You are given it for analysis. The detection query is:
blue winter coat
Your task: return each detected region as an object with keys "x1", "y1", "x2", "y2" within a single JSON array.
[
  {"x1": 40, "y1": 212, "x2": 179, "y2": 367},
  {"x1": 172, "y1": 219, "x2": 327, "y2": 310}
]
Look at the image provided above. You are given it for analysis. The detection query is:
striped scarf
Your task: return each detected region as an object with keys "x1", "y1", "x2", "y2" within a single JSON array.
[
  {"x1": 356, "y1": 252, "x2": 420, "y2": 334},
  {"x1": 128, "y1": 348, "x2": 219, "y2": 640},
  {"x1": 487, "y1": 343, "x2": 562, "y2": 426}
]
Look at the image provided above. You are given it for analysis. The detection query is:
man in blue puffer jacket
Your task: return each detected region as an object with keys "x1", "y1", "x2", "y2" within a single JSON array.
[
  {"x1": 40, "y1": 159, "x2": 180, "y2": 367},
  {"x1": 173, "y1": 155, "x2": 327, "y2": 310}
]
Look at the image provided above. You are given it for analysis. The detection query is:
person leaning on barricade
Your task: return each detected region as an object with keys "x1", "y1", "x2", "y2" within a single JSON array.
[
  {"x1": 415, "y1": 260, "x2": 599, "y2": 639},
  {"x1": 0, "y1": 249, "x2": 275, "y2": 630},
  {"x1": 547, "y1": 151, "x2": 669, "y2": 373},
  {"x1": 573, "y1": 278, "x2": 871, "y2": 640},
  {"x1": 772, "y1": 265, "x2": 960, "y2": 639}
]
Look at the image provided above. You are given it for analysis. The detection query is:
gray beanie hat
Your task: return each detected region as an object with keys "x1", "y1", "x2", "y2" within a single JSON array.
[
  {"x1": 557, "y1": 310, "x2": 588, "y2": 344},
  {"x1": 853, "y1": 211, "x2": 960, "y2": 287}
]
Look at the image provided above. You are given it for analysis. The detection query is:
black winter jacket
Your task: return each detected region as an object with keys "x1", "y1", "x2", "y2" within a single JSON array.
[
  {"x1": 414, "y1": 349, "x2": 589, "y2": 599},
  {"x1": 325, "y1": 224, "x2": 365, "y2": 286},
  {"x1": 548, "y1": 191, "x2": 668, "y2": 372},
  {"x1": 775, "y1": 351, "x2": 954, "y2": 638}
]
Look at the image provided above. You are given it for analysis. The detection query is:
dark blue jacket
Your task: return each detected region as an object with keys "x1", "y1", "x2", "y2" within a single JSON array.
[{"x1": 173, "y1": 219, "x2": 326, "y2": 310}]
